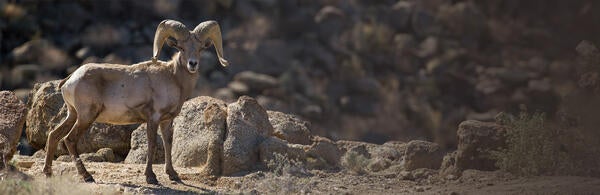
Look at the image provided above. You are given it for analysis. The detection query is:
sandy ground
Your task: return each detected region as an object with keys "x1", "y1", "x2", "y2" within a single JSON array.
[{"x1": 7, "y1": 155, "x2": 600, "y2": 194}]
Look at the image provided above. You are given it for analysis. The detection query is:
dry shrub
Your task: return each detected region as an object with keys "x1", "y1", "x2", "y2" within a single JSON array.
[
  {"x1": 491, "y1": 112, "x2": 574, "y2": 176},
  {"x1": 340, "y1": 150, "x2": 370, "y2": 175},
  {"x1": 0, "y1": 175, "x2": 118, "y2": 195},
  {"x1": 257, "y1": 153, "x2": 314, "y2": 194}
]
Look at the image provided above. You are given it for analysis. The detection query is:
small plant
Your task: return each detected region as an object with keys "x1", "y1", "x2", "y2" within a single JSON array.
[
  {"x1": 0, "y1": 179, "x2": 33, "y2": 195},
  {"x1": 491, "y1": 112, "x2": 573, "y2": 176},
  {"x1": 259, "y1": 153, "x2": 313, "y2": 194},
  {"x1": 340, "y1": 150, "x2": 370, "y2": 175},
  {"x1": 266, "y1": 153, "x2": 309, "y2": 177}
]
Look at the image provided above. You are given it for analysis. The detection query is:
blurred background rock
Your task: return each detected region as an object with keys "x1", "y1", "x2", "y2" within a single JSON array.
[{"x1": 1, "y1": 0, "x2": 599, "y2": 150}]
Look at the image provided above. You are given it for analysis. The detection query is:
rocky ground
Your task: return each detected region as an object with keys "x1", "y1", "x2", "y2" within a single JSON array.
[
  {"x1": 3, "y1": 156, "x2": 598, "y2": 194},
  {"x1": 3, "y1": 0, "x2": 600, "y2": 147}
]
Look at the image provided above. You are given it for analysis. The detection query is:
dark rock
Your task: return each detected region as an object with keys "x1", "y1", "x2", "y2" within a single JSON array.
[
  {"x1": 9, "y1": 64, "x2": 41, "y2": 88},
  {"x1": 403, "y1": 140, "x2": 443, "y2": 171},
  {"x1": 234, "y1": 71, "x2": 279, "y2": 92},
  {"x1": 315, "y1": 6, "x2": 347, "y2": 40},
  {"x1": 9, "y1": 39, "x2": 73, "y2": 71},
  {"x1": 438, "y1": 2, "x2": 487, "y2": 43},
  {"x1": 81, "y1": 24, "x2": 130, "y2": 50},
  {"x1": 455, "y1": 120, "x2": 505, "y2": 171},
  {"x1": 389, "y1": 1, "x2": 414, "y2": 31},
  {"x1": 411, "y1": 8, "x2": 441, "y2": 37}
]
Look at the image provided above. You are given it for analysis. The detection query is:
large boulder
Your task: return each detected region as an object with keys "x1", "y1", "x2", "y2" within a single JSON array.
[
  {"x1": 267, "y1": 110, "x2": 312, "y2": 145},
  {"x1": 123, "y1": 124, "x2": 165, "y2": 164},
  {"x1": 0, "y1": 91, "x2": 27, "y2": 166},
  {"x1": 125, "y1": 96, "x2": 228, "y2": 170},
  {"x1": 402, "y1": 140, "x2": 444, "y2": 171},
  {"x1": 223, "y1": 96, "x2": 274, "y2": 175},
  {"x1": 26, "y1": 80, "x2": 138, "y2": 157},
  {"x1": 172, "y1": 97, "x2": 227, "y2": 175},
  {"x1": 455, "y1": 120, "x2": 505, "y2": 171}
]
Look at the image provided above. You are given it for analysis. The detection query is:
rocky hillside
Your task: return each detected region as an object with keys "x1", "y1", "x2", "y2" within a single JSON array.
[{"x1": 2, "y1": 0, "x2": 600, "y2": 150}]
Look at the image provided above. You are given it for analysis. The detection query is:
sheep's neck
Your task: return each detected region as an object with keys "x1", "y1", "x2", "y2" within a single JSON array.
[{"x1": 170, "y1": 60, "x2": 199, "y2": 101}]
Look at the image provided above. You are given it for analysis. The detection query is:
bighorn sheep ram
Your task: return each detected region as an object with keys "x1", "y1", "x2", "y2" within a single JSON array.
[{"x1": 43, "y1": 19, "x2": 228, "y2": 184}]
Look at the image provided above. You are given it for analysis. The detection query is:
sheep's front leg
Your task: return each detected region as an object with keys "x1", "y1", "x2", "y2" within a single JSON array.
[
  {"x1": 145, "y1": 121, "x2": 159, "y2": 184},
  {"x1": 160, "y1": 120, "x2": 180, "y2": 181}
]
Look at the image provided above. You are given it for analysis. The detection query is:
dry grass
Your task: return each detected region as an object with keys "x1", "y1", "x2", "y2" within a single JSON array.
[
  {"x1": 255, "y1": 153, "x2": 314, "y2": 194},
  {"x1": 491, "y1": 112, "x2": 574, "y2": 176},
  {"x1": 340, "y1": 150, "x2": 370, "y2": 175}
]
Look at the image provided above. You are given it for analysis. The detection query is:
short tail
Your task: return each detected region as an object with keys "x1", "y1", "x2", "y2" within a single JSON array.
[{"x1": 58, "y1": 73, "x2": 73, "y2": 88}]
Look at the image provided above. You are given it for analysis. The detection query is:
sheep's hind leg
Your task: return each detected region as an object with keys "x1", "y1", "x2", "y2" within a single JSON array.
[
  {"x1": 160, "y1": 120, "x2": 180, "y2": 181},
  {"x1": 63, "y1": 118, "x2": 95, "y2": 183},
  {"x1": 43, "y1": 106, "x2": 77, "y2": 177},
  {"x1": 145, "y1": 121, "x2": 160, "y2": 184}
]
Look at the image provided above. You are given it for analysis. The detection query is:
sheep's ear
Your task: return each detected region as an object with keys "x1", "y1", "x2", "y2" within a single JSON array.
[{"x1": 166, "y1": 39, "x2": 182, "y2": 51}]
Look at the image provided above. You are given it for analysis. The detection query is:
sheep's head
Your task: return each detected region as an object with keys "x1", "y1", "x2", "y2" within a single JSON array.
[{"x1": 152, "y1": 20, "x2": 229, "y2": 74}]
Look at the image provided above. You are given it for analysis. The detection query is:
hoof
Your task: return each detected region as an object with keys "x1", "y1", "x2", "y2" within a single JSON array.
[
  {"x1": 146, "y1": 176, "x2": 159, "y2": 185},
  {"x1": 83, "y1": 176, "x2": 95, "y2": 183},
  {"x1": 169, "y1": 174, "x2": 181, "y2": 182}
]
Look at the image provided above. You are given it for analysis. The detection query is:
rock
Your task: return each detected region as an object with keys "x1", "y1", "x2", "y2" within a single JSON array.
[
  {"x1": 339, "y1": 95, "x2": 379, "y2": 116},
  {"x1": 306, "y1": 136, "x2": 341, "y2": 168},
  {"x1": 403, "y1": 140, "x2": 443, "y2": 171},
  {"x1": 455, "y1": 120, "x2": 505, "y2": 171},
  {"x1": 228, "y1": 81, "x2": 250, "y2": 95},
  {"x1": 0, "y1": 91, "x2": 27, "y2": 167},
  {"x1": 9, "y1": 39, "x2": 73, "y2": 71},
  {"x1": 439, "y1": 151, "x2": 461, "y2": 177},
  {"x1": 80, "y1": 152, "x2": 104, "y2": 162},
  {"x1": 81, "y1": 24, "x2": 130, "y2": 50},
  {"x1": 26, "y1": 80, "x2": 138, "y2": 157},
  {"x1": 56, "y1": 155, "x2": 71, "y2": 162},
  {"x1": 234, "y1": 71, "x2": 279, "y2": 92},
  {"x1": 257, "y1": 96, "x2": 290, "y2": 113},
  {"x1": 171, "y1": 97, "x2": 227, "y2": 175},
  {"x1": 438, "y1": 2, "x2": 486, "y2": 42},
  {"x1": 267, "y1": 111, "x2": 312, "y2": 145},
  {"x1": 400, "y1": 168, "x2": 437, "y2": 181},
  {"x1": 214, "y1": 88, "x2": 236, "y2": 103},
  {"x1": 259, "y1": 137, "x2": 307, "y2": 164},
  {"x1": 389, "y1": 1, "x2": 414, "y2": 31},
  {"x1": 9, "y1": 64, "x2": 41, "y2": 88},
  {"x1": 223, "y1": 96, "x2": 274, "y2": 175},
  {"x1": 75, "y1": 47, "x2": 93, "y2": 60},
  {"x1": 32, "y1": 150, "x2": 46, "y2": 159},
  {"x1": 12, "y1": 88, "x2": 30, "y2": 103},
  {"x1": 96, "y1": 148, "x2": 116, "y2": 162},
  {"x1": 367, "y1": 158, "x2": 392, "y2": 172},
  {"x1": 416, "y1": 36, "x2": 439, "y2": 58},
  {"x1": 314, "y1": 6, "x2": 347, "y2": 40},
  {"x1": 411, "y1": 8, "x2": 441, "y2": 37},
  {"x1": 124, "y1": 124, "x2": 165, "y2": 164}
]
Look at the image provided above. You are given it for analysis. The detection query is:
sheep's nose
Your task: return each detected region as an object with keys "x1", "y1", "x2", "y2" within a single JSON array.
[{"x1": 188, "y1": 60, "x2": 198, "y2": 66}]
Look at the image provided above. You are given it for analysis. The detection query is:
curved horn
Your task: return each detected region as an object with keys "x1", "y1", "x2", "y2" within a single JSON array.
[
  {"x1": 152, "y1": 20, "x2": 190, "y2": 63},
  {"x1": 193, "y1": 20, "x2": 229, "y2": 67}
]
